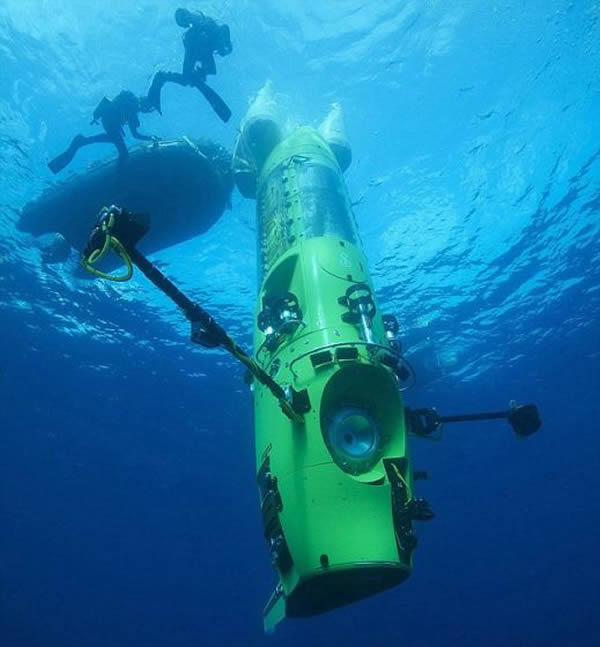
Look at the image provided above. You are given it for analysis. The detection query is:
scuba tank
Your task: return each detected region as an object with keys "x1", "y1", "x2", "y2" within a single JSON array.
[{"x1": 92, "y1": 96, "x2": 112, "y2": 125}]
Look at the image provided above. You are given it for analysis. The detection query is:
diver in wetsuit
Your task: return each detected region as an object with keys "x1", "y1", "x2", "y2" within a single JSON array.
[
  {"x1": 48, "y1": 91, "x2": 157, "y2": 174},
  {"x1": 146, "y1": 8, "x2": 233, "y2": 122}
]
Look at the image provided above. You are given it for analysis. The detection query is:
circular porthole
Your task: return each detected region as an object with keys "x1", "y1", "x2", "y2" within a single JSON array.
[{"x1": 324, "y1": 406, "x2": 382, "y2": 474}]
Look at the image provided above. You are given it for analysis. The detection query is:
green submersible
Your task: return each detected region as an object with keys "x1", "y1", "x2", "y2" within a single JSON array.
[
  {"x1": 78, "y1": 83, "x2": 541, "y2": 635},
  {"x1": 233, "y1": 90, "x2": 423, "y2": 631}
]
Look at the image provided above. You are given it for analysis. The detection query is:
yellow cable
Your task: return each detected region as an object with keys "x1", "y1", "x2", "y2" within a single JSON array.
[
  {"x1": 391, "y1": 463, "x2": 410, "y2": 490},
  {"x1": 81, "y1": 234, "x2": 133, "y2": 282}
]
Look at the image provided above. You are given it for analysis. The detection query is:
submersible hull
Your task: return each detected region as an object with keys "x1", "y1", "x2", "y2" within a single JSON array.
[{"x1": 246, "y1": 126, "x2": 415, "y2": 630}]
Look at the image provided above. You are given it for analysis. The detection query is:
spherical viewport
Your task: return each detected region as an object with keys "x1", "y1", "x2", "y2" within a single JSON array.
[{"x1": 326, "y1": 406, "x2": 381, "y2": 470}]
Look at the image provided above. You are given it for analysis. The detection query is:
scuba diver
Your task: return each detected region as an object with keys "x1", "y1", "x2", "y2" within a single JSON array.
[
  {"x1": 48, "y1": 90, "x2": 158, "y2": 174},
  {"x1": 146, "y1": 7, "x2": 233, "y2": 123}
]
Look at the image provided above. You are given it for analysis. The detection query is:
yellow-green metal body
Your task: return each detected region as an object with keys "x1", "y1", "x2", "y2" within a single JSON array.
[{"x1": 252, "y1": 127, "x2": 415, "y2": 630}]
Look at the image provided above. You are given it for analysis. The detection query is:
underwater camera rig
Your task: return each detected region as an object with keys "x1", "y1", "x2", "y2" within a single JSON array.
[{"x1": 82, "y1": 155, "x2": 541, "y2": 631}]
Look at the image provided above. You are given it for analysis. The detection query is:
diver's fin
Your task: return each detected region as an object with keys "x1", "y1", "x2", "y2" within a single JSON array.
[
  {"x1": 47, "y1": 136, "x2": 83, "y2": 174},
  {"x1": 48, "y1": 149, "x2": 75, "y2": 174},
  {"x1": 195, "y1": 82, "x2": 232, "y2": 123},
  {"x1": 146, "y1": 72, "x2": 166, "y2": 115}
]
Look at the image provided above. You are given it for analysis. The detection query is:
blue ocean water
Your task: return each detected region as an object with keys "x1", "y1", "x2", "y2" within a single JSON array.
[{"x1": 1, "y1": 1, "x2": 599, "y2": 645}]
